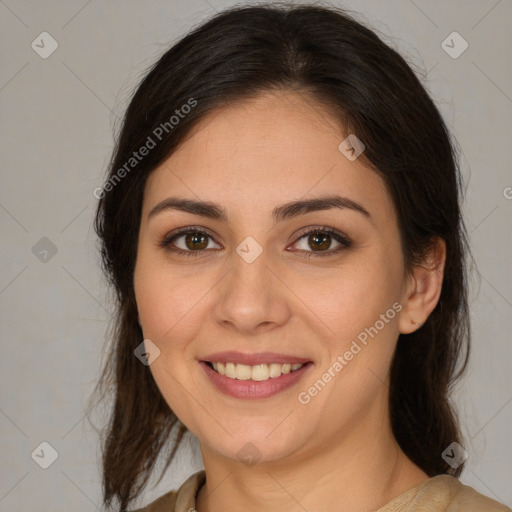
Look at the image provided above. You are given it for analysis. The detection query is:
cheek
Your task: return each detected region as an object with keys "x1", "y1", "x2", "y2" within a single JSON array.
[
  {"x1": 291, "y1": 260, "x2": 402, "y2": 425},
  {"x1": 134, "y1": 254, "x2": 203, "y2": 341},
  {"x1": 291, "y1": 250, "x2": 403, "y2": 348},
  {"x1": 133, "y1": 254, "x2": 219, "y2": 405},
  {"x1": 134, "y1": 259, "x2": 205, "y2": 428}
]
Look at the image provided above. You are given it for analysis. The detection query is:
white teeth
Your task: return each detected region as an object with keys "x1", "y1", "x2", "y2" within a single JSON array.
[
  {"x1": 209, "y1": 361, "x2": 305, "y2": 381},
  {"x1": 252, "y1": 364, "x2": 270, "y2": 381},
  {"x1": 235, "y1": 364, "x2": 252, "y2": 380},
  {"x1": 225, "y1": 362, "x2": 236, "y2": 379},
  {"x1": 268, "y1": 363, "x2": 282, "y2": 378}
]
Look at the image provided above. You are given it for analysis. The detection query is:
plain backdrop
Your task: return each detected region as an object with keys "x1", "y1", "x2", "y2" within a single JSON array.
[{"x1": 1, "y1": 0, "x2": 511, "y2": 510}]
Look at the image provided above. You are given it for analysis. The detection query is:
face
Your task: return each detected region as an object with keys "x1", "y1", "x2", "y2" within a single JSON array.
[{"x1": 134, "y1": 90, "x2": 412, "y2": 466}]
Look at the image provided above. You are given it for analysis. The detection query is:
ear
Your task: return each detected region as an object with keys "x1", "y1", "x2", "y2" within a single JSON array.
[{"x1": 398, "y1": 237, "x2": 446, "y2": 334}]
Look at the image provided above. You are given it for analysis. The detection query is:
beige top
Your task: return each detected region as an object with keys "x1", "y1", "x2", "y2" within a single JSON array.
[{"x1": 131, "y1": 470, "x2": 511, "y2": 512}]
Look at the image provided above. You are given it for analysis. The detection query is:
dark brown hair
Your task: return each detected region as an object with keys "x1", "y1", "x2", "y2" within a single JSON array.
[{"x1": 90, "y1": 3, "x2": 472, "y2": 510}]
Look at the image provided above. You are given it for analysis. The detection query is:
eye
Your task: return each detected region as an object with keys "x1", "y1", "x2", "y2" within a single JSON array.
[
  {"x1": 159, "y1": 225, "x2": 352, "y2": 259},
  {"x1": 159, "y1": 226, "x2": 220, "y2": 257},
  {"x1": 288, "y1": 226, "x2": 352, "y2": 259}
]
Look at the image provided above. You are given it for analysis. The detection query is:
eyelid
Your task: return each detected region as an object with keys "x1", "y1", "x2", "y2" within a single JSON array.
[
  {"x1": 291, "y1": 225, "x2": 352, "y2": 247},
  {"x1": 159, "y1": 224, "x2": 352, "y2": 258},
  {"x1": 158, "y1": 225, "x2": 220, "y2": 251}
]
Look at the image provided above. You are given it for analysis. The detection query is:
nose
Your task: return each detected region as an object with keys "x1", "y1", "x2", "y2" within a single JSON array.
[{"x1": 213, "y1": 247, "x2": 292, "y2": 336}]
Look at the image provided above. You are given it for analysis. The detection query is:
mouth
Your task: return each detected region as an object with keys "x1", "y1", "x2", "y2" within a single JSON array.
[
  {"x1": 199, "y1": 356, "x2": 313, "y2": 399},
  {"x1": 204, "y1": 361, "x2": 306, "y2": 381}
]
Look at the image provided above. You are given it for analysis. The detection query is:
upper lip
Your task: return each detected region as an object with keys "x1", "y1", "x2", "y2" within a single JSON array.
[{"x1": 201, "y1": 351, "x2": 311, "y2": 365}]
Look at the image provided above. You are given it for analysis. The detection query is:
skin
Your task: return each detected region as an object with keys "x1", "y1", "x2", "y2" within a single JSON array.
[{"x1": 134, "y1": 90, "x2": 446, "y2": 512}]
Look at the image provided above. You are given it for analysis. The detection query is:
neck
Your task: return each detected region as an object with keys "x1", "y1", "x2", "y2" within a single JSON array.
[{"x1": 195, "y1": 403, "x2": 428, "y2": 512}]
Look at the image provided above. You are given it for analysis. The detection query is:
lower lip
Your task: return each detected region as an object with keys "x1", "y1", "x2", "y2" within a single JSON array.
[{"x1": 200, "y1": 361, "x2": 313, "y2": 399}]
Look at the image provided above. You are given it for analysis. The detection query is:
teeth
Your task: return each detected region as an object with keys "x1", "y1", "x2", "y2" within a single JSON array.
[
  {"x1": 252, "y1": 364, "x2": 269, "y2": 381},
  {"x1": 269, "y1": 363, "x2": 282, "y2": 378},
  {"x1": 209, "y1": 361, "x2": 305, "y2": 381},
  {"x1": 225, "y1": 362, "x2": 236, "y2": 379},
  {"x1": 236, "y1": 363, "x2": 252, "y2": 380}
]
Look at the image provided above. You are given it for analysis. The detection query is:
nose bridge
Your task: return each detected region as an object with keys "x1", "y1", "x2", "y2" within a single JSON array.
[
  {"x1": 213, "y1": 240, "x2": 289, "y2": 333},
  {"x1": 232, "y1": 242, "x2": 269, "y2": 292}
]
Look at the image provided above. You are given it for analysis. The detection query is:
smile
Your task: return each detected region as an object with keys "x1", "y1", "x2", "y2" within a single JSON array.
[
  {"x1": 207, "y1": 361, "x2": 305, "y2": 381},
  {"x1": 201, "y1": 360, "x2": 313, "y2": 399}
]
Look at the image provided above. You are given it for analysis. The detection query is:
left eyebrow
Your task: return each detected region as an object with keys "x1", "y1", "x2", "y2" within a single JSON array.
[
  {"x1": 272, "y1": 195, "x2": 371, "y2": 224},
  {"x1": 148, "y1": 194, "x2": 372, "y2": 224}
]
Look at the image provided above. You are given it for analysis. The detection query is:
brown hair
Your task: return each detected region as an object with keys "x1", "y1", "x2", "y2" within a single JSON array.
[{"x1": 89, "y1": 3, "x2": 472, "y2": 510}]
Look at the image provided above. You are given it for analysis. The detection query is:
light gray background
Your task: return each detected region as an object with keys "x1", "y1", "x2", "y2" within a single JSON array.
[{"x1": 1, "y1": 0, "x2": 511, "y2": 510}]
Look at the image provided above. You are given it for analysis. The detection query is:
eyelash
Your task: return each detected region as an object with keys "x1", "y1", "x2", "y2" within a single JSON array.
[{"x1": 159, "y1": 225, "x2": 352, "y2": 259}]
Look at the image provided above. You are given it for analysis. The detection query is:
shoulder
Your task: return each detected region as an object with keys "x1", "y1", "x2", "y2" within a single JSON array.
[
  {"x1": 409, "y1": 474, "x2": 511, "y2": 511},
  {"x1": 442, "y1": 475, "x2": 511, "y2": 511}
]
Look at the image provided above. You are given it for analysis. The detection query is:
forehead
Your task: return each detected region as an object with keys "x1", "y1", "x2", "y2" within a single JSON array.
[{"x1": 142, "y1": 91, "x2": 394, "y2": 226}]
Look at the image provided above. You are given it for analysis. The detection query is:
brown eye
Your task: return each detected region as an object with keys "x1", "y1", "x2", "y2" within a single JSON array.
[
  {"x1": 183, "y1": 232, "x2": 209, "y2": 250},
  {"x1": 289, "y1": 227, "x2": 352, "y2": 258},
  {"x1": 160, "y1": 227, "x2": 221, "y2": 257},
  {"x1": 306, "y1": 231, "x2": 332, "y2": 251},
  {"x1": 160, "y1": 225, "x2": 352, "y2": 259}
]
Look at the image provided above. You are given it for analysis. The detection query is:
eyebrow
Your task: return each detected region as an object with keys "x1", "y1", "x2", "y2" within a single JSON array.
[{"x1": 148, "y1": 194, "x2": 371, "y2": 224}]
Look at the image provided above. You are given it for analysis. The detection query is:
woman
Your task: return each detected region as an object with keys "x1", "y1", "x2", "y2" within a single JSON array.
[{"x1": 91, "y1": 3, "x2": 510, "y2": 511}]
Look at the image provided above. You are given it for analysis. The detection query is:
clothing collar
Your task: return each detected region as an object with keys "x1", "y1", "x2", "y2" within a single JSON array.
[{"x1": 174, "y1": 470, "x2": 206, "y2": 512}]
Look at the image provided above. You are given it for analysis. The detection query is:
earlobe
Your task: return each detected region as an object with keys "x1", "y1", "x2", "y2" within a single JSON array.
[{"x1": 398, "y1": 237, "x2": 446, "y2": 334}]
